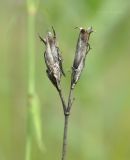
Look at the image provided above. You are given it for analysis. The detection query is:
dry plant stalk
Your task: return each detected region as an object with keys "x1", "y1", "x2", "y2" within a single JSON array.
[{"x1": 39, "y1": 26, "x2": 93, "y2": 160}]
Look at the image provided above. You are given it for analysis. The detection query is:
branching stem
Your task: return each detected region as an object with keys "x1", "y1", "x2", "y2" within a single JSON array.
[{"x1": 58, "y1": 85, "x2": 74, "y2": 160}]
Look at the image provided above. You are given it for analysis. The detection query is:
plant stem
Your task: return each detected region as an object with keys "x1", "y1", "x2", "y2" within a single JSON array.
[
  {"x1": 61, "y1": 115, "x2": 69, "y2": 160},
  {"x1": 25, "y1": 135, "x2": 32, "y2": 160},
  {"x1": 58, "y1": 89, "x2": 66, "y2": 115},
  {"x1": 59, "y1": 86, "x2": 74, "y2": 160},
  {"x1": 26, "y1": 1, "x2": 37, "y2": 160},
  {"x1": 67, "y1": 87, "x2": 74, "y2": 113},
  {"x1": 25, "y1": 108, "x2": 32, "y2": 160}
]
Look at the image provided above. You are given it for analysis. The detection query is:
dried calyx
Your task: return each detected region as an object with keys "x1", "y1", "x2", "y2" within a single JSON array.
[
  {"x1": 39, "y1": 26, "x2": 93, "y2": 90},
  {"x1": 39, "y1": 27, "x2": 65, "y2": 91},
  {"x1": 71, "y1": 26, "x2": 93, "y2": 89}
]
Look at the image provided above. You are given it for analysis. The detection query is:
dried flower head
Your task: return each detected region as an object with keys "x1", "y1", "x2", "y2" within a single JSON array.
[
  {"x1": 39, "y1": 27, "x2": 65, "y2": 91},
  {"x1": 71, "y1": 26, "x2": 93, "y2": 89}
]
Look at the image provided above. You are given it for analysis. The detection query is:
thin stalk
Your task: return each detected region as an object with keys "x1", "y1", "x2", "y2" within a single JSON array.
[
  {"x1": 67, "y1": 86, "x2": 74, "y2": 113},
  {"x1": 58, "y1": 89, "x2": 66, "y2": 115},
  {"x1": 61, "y1": 115, "x2": 69, "y2": 160},
  {"x1": 26, "y1": 1, "x2": 37, "y2": 160},
  {"x1": 25, "y1": 106, "x2": 32, "y2": 160},
  {"x1": 25, "y1": 135, "x2": 32, "y2": 160},
  {"x1": 60, "y1": 86, "x2": 74, "y2": 160},
  {"x1": 28, "y1": 9, "x2": 35, "y2": 95}
]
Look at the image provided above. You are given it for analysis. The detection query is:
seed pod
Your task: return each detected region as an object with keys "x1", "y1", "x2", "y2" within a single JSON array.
[
  {"x1": 71, "y1": 27, "x2": 93, "y2": 89},
  {"x1": 39, "y1": 27, "x2": 65, "y2": 91},
  {"x1": 51, "y1": 26, "x2": 65, "y2": 76},
  {"x1": 46, "y1": 66, "x2": 61, "y2": 91}
]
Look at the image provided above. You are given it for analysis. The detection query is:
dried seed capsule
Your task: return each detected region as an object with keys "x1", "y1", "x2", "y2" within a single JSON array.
[
  {"x1": 71, "y1": 27, "x2": 93, "y2": 89},
  {"x1": 46, "y1": 66, "x2": 61, "y2": 91},
  {"x1": 56, "y1": 47, "x2": 65, "y2": 76},
  {"x1": 51, "y1": 27, "x2": 65, "y2": 76},
  {"x1": 39, "y1": 27, "x2": 65, "y2": 90}
]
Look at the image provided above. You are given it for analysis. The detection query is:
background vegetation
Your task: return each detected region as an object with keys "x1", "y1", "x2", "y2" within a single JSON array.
[{"x1": 0, "y1": 0, "x2": 130, "y2": 160}]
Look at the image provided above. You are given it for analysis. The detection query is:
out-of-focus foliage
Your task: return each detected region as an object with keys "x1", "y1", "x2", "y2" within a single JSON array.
[{"x1": 0, "y1": 0, "x2": 130, "y2": 160}]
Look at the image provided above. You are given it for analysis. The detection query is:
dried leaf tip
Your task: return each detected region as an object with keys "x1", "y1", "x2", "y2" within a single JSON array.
[{"x1": 71, "y1": 26, "x2": 93, "y2": 89}]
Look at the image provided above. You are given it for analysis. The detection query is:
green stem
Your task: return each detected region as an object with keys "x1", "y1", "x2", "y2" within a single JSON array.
[
  {"x1": 25, "y1": 1, "x2": 37, "y2": 160},
  {"x1": 28, "y1": 9, "x2": 35, "y2": 95},
  {"x1": 25, "y1": 107, "x2": 32, "y2": 160}
]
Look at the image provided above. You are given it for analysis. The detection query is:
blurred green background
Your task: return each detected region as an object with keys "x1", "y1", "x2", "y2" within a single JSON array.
[{"x1": 1, "y1": 0, "x2": 130, "y2": 160}]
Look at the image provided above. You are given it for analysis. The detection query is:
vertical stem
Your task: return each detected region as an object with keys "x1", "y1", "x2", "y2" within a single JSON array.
[
  {"x1": 67, "y1": 87, "x2": 73, "y2": 113},
  {"x1": 25, "y1": 135, "x2": 32, "y2": 160},
  {"x1": 60, "y1": 86, "x2": 74, "y2": 160},
  {"x1": 61, "y1": 115, "x2": 69, "y2": 160},
  {"x1": 27, "y1": 0, "x2": 36, "y2": 94},
  {"x1": 28, "y1": 13, "x2": 35, "y2": 95},
  {"x1": 25, "y1": 107, "x2": 32, "y2": 160},
  {"x1": 26, "y1": 1, "x2": 37, "y2": 160}
]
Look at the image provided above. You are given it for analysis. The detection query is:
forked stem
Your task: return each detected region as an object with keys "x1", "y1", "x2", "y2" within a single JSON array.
[{"x1": 58, "y1": 86, "x2": 74, "y2": 160}]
